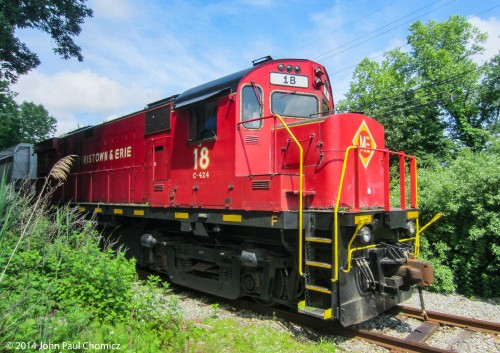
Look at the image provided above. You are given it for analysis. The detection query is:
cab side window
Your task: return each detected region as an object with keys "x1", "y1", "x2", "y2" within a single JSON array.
[
  {"x1": 322, "y1": 100, "x2": 330, "y2": 116},
  {"x1": 242, "y1": 86, "x2": 262, "y2": 129},
  {"x1": 188, "y1": 100, "x2": 217, "y2": 141}
]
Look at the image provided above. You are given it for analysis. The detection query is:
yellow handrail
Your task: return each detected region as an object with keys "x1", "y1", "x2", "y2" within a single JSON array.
[
  {"x1": 409, "y1": 152, "x2": 442, "y2": 257},
  {"x1": 274, "y1": 114, "x2": 304, "y2": 276},
  {"x1": 416, "y1": 212, "x2": 443, "y2": 256},
  {"x1": 417, "y1": 213, "x2": 443, "y2": 236},
  {"x1": 332, "y1": 146, "x2": 357, "y2": 282}
]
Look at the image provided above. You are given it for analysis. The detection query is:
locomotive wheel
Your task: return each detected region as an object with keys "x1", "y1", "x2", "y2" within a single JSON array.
[{"x1": 271, "y1": 268, "x2": 286, "y2": 299}]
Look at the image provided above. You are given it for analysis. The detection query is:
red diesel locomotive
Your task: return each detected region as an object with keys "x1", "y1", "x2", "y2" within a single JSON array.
[{"x1": 36, "y1": 56, "x2": 434, "y2": 326}]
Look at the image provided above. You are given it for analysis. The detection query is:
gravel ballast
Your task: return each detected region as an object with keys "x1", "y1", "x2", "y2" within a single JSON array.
[{"x1": 176, "y1": 289, "x2": 499, "y2": 353}]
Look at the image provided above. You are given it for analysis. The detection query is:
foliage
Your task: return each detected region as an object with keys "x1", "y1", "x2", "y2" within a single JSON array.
[
  {"x1": 337, "y1": 15, "x2": 494, "y2": 160},
  {"x1": 188, "y1": 317, "x2": 338, "y2": 353},
  {"x1": 0, "y1": 82, "x2": 19, "y2": 149},
  {"x1": 0, "y1": 0, "x2": 88, "y2": 149},
  {"x1": 127, "y1": 276, "x2": 186, "y2": 352},
  {"x1": 339, "y1": 16, "x2": 500, "y2": 298},
  {"x1": 0, "y1": 203, "x2": 137, "y2": 343},
  {"x1": 418, "y1": 237, "x2": 456, "y2": 294},
  {"x1": 47, "y1": 214, "x2": 137, "y2": 322},
  {"x1": 17, "y1": 101, "x2": 57, "y2": 144},
  {"x1": 0, "y1": 0, "x2": 93, "y2": 83},
  {"x1": 0, "y1": 85, "x2": 56, "y2": 150},
  {"x1": 0, "y1": 174, "x2": 191, "y2": 351},
  {"x1": 479, "y1": 54, "x2": 500, "y2": 137},
  {"x1": 0, "y1": 174, "x2": 341, "y2": 352},
  {"x1": 418, "y1": 142, "x2": 500, "y2": 297}
]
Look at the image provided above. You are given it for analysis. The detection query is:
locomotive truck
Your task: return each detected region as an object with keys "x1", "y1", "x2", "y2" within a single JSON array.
[{"x1": 36, "y1": 56, "x2": 435, "y2": 326}]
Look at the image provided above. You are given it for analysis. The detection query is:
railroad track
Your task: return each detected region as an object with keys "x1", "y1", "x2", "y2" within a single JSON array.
[
  {"x1": 234, "y1": 300, "x2": 499, "y2": 353},
  {"x1": 349, "y1": 305, "x2": 499, "y2": 353}
]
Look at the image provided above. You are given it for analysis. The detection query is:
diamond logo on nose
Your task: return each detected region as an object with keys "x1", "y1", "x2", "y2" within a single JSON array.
[{"x1": 352, "y1": 120, "x2": 377, "y2": 168}]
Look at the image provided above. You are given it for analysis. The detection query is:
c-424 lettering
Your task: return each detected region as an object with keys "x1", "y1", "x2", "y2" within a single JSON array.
[{"x1": 192, "y1": 171, "x2": 210, "y2": 179}]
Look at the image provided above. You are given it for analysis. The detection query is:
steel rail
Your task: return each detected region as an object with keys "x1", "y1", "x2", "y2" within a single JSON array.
[
  {"x1": 393, "y1": 305, "x2": 500, "y2": 334},
  {"x1": 339, "y1": 327, "x2": 451, "y2": 353},
  {"x1": 235, "y1": 299, "x2": 453, "y2": 353}
]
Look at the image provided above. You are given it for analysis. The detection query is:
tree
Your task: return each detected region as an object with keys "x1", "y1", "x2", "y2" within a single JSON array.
[
  {"x1": 0, "y1": 0, "x2": 93, "y2": 83},
  {"x1": 18, "y1": 101, "x2": 56, "y2": 144},
  {"x1": 407, "y1": 16, "x2": 488, "y2": 151},
  {"x1": 0, "y1": 87, "x2": 56, "y2": 150},
  {"x1": 338, "y1": 52, "x2": 452, "y2": 163},
  {"x1": 479, "y1": 54, "x2": 500, "y2": 136},
  {"x1": 0, "y1": 81, "x2": 19, "y2": 149},
  {"x1": 338, "y1": 15, "x2": 491, "y2": 159}
]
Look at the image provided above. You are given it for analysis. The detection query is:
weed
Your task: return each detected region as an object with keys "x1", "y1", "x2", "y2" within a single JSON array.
[{"x1": 210, "y1": 303, "x2": 220, "y2": 318}]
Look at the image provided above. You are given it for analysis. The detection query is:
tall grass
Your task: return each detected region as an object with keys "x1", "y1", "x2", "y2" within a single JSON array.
[
  {"x1": 0, "y1": 157, "x2": 187, "y2": 351},
  {"x1": 0, "y1": 155, "x2": 76, "y2": 284}
]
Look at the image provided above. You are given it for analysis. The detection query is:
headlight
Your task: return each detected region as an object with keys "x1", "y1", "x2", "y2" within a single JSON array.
[
  {"x1": 358, "y1": 226, "x2": 372, "y2": 244},
  {"x1": 405, "y1": 221, "x2": 416, "y2": 237}
]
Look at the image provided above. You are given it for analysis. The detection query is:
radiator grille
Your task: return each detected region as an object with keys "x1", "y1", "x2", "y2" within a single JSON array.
[
  {"x1": 252, "y1": 180, "x2": 270, "y2": 190},
  {"x1": 245, "y1": 135, "x2": 259, "y2": 145},
  {"x1": 153, "y1": 184, "x2": 164, "y2": 192},
  {"x1": 145, "y1": 106, "x2": 170, "y2": 135}
]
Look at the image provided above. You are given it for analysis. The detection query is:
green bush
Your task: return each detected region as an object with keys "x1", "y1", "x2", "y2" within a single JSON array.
[
  {"x1": 418, "y1": 237, "x2": 456, "y2": 293},
  {"x1": 418, "y1": 144, "x2": 500, "y2": 297},
  {"x1": 128, "y1": 276, "x2": 186, "y2": 352},
  {"x1": 0, "y1": 204, "x2": 137, "y2": 344},
  {"x1": 47, "y1": 214, "x2": 137, "y2": 322},
  {"x1": 0, "y1": 176, "x2": 187, "y2": 351}
]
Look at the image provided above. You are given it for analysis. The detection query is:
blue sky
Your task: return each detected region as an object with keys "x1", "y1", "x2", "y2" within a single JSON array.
[{"x1": 12, "y1": 0, "x2": 500, "y2": 134}]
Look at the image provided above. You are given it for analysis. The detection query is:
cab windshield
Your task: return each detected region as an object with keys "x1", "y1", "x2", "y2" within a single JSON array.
[{"x1": 271, "y1": 92, "x2": 318, "y2": 118}]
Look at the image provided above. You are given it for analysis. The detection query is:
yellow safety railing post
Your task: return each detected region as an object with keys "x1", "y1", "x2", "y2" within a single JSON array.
[
  {"x1": 274, "y1": 114, "x2": 304, "y2": 276},
  {"x1": 332, "y1": 146, "x2": 357, "y2": 282},
  {"x1": 415, "y1": 212, "x2": 443, "y2": 256}
]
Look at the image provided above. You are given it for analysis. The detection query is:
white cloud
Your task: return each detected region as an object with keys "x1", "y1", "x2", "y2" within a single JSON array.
[
  {"x1": 90, "y1": 0, "x2": 134, "y2": 21},
  {"x1": 310, "y1": 5, "x2": 344, "y2": 30},
  {"x1": 469, "y1": 16, "x2": 500, "y2": 60},
  {"x1": 13, "y1": 70, "x2": 161, "y2": 134}
]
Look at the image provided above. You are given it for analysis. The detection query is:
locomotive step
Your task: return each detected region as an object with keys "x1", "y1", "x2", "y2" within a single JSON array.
[
  {"x1": 305, "y1": 260, "x2": 332, "y2": 269},
  {"x1": 305, "y1": 284, "x2": 332, "y2": 294},
  {"x1": 298, "y1": 300, "x2": 332, "y2": 320},
  {"x1": 305, "y1": 236, "x2": 332, "y2": 244}
]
